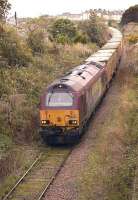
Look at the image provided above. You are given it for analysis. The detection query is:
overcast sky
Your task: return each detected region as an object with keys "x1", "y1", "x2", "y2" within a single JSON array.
[{"x1": 9, "y1": 0, "x2": 138, "y2": 18}]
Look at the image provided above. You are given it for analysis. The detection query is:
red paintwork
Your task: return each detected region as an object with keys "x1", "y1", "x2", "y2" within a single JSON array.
[{"x1": 40, "y1": 64, "x2": 105, "y2": 110}]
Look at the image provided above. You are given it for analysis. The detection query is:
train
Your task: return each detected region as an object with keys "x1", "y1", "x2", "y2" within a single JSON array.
[{"x1": 39, "y1": 27, "x2": 123, "y2": 145}]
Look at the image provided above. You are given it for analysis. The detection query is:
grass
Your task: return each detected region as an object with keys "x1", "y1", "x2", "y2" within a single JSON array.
[
  {"x1": 0, "y1": 175, "x2": 17, "y2": 198},
  {"x1": 0, "y1": 134, "x2": 12, "y2": 153}
]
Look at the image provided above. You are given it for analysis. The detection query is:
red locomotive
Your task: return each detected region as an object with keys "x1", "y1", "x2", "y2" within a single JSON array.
[{"x1": 39, "y1": 28, "x2": 123, "y2": 144}]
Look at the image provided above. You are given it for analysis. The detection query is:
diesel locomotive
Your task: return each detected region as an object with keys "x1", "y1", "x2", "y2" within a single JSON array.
[{"x1": 39, "y1": 27, "x2": 123, "y2": 144}]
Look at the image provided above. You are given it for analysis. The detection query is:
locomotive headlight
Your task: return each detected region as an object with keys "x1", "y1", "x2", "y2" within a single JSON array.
[
  {"x1": 69, "y1": 120, "x2": 77, "y2": 125},
  {"x1": 41, "y1": 120, "x2": 50, "y2": 125}
]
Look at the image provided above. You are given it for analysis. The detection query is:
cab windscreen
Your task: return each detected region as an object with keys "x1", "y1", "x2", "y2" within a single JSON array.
[{"x1": 46, "y1": 92, "x2": 73, "y2": 107}]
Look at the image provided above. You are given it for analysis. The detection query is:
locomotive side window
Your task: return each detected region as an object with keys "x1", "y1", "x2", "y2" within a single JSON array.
[{"x1": 46, "y1": 92, "x2": 73, "y2": 107}]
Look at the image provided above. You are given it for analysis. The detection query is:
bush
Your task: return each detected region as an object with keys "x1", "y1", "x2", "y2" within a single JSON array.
[
  {"x1": 54, "y1": 33, "x2": 71, "y2": 44},
  {"x1": 127, "y1": 34, "x2": 138, "y2": 44},
  {"x1": 78, "y1": 12, "x2": 109, "y2": 47},
  {"x1": 74, "y1": 32, "x2": 89, "y2": 44},
  {"x1": 0, "y1": 24, "x2": 33, "y2": 67},
  {"x1": 121, "y1": 5, "x2": 138, "y2": 25},
  {"x1": 27, "y1": 29, "x2": 46, "y2": 54},
  {"x1": 49, "y1": 18, "x2": 78, "y2": 44}
]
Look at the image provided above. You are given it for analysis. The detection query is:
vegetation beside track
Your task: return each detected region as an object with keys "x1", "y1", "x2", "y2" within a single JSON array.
[
  {"x1": 0, "y1": 3, "x2": 109, "y2": 194},
  {"x1": 0, "y1": 146, "x2": 70, "y2": 199},
  {"x1": 78, "y1": 23, "x2": 138, "y2": 200}
]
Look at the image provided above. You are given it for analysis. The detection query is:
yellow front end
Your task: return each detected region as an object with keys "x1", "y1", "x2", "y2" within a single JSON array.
[{"x1": 40, "y1": 109, "x2": 80, "y2": 128}]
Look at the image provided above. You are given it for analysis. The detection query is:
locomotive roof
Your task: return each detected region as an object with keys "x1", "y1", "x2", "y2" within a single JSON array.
[
  {"x1": 98, "y1": 49, "x2": 116, "y2": 54},
  {"x1": 92, "y1": 51, "x2": 113, "y2": 57},
  {"x1": 108, "y1": 38, "x2": 122, "y2": 43},
  {"x1": 102, "y1": 42, "x2": 121, "y2": 50},
  {"x1": 109, "y1": 27, "x2": 122, "y2": 36},
  {"x1": 86, "y1": 55, "x2": 111, "y2": 63},
  {"x1": 108, "y1": 27, "x2": 122, "y2": 43},
  {"x1": 86, "y1": 50, "x2": 116, "y2": 62},
  {"x1": 47, "y1": 64, "x2": 103, "y2": 92}
]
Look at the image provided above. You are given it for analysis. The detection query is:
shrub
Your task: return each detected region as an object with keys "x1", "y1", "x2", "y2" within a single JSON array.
[
  {"x1": 49, "y1": 18, "x2": 78, "y2": 44},
  {"x1": 121, "y1": 5, "x2": 138, "y2": 25},
  {"x1": 27, "y1": 29, "x2": 46, "y2": 54},
  {"x1": 127, "y1": 34, "x2": 138, "y2": 44},
  {"x1": 78, "y1": 12, "x2": 109, "y2": 47},
  {"x1": 55, "y1": 34, "x2": 71, "y2": 44},
  {"x1": 74, "y1": 32, "x2": 89, "y2": 44},
  {"x1": 0, "y1": 24, "x2": 33, "y2": 67}
]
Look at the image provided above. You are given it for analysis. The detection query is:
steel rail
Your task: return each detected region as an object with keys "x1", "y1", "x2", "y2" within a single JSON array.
[
  {"x1": 37, "y1": 149, "x2": 73, "y2": 200},
  {"x1": 2, "y1": 154, "x2": 42, "y2": 200}
]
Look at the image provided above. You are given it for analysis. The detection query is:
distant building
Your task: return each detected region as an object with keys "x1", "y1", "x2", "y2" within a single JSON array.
[
  {"x1": 82, "y1": 11, "x2": 90, "y2": 20},
  {"x1": 58, "y1": 9, "x2": 124, "y2": 22},
  {"x1": 58, "y1": 12, "x2": 83, "y2": 21},
  {"x1": 7, "y1": 9, "x2": 124, "y2": 27}
]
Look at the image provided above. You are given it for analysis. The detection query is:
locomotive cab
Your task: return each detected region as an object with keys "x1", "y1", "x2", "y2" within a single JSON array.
[{"x1": 40, "y1": 83, "x2": 81, "y2": 144}]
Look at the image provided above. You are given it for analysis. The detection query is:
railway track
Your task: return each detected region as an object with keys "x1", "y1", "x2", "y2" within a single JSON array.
[{"x1": 2, "y1": 148, "x2": 72, "y2": 200}]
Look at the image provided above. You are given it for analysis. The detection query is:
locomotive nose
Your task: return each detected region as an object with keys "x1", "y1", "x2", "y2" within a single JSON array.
[
  {"x1": 57, "y1": 116, "x2": 62, "y2": 122},
  {"x1": 40, "y1": 110, "x2": 79, "y2": 127}
]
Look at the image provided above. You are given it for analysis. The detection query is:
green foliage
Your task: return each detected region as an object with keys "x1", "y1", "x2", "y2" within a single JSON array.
[
  {"x1": 127, "y1": 34, "x2": 138, "y2": 44},
  {"x1": 74, "y1": 32, "x2": 89, "y2": 44},
  {"x1": 121, "y1": 5, "x2": 138, "y2": 25},
  {"x1": 0, "y1": 24, "x2": 33, "y2": 67},
  {"x1": 49, "y1": 16, "x2": 108, "y2": 46},
  {"x1": 0, "y1": 134, "x2": 12, "y2": 152},
  {"x1": 27, "y1": 29, "x2": 46, "y2": 54},
  {"x1": 49, "y1": 19, "x2": 78, "y2": 44},
  {"x1": 0, "y1": 0, "x2": 11, "y2": 20},
  {"x1": 78, "y1": 12, "x2": 109, "y2": 47}
]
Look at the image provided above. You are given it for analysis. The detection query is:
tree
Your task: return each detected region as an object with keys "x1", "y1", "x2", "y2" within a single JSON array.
[
  {"x1": 49, "y1": 19, "x2": 77, "y2": 44},
  {"x1": 0, "y1": 0, "x2": 11, "y2": 21},
  {"x1": 121, "y1": 5, "x2": 138, "y2": 25},
  {"x1": 78, "y1": 11, "x2": 109, "y2": 47}
]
